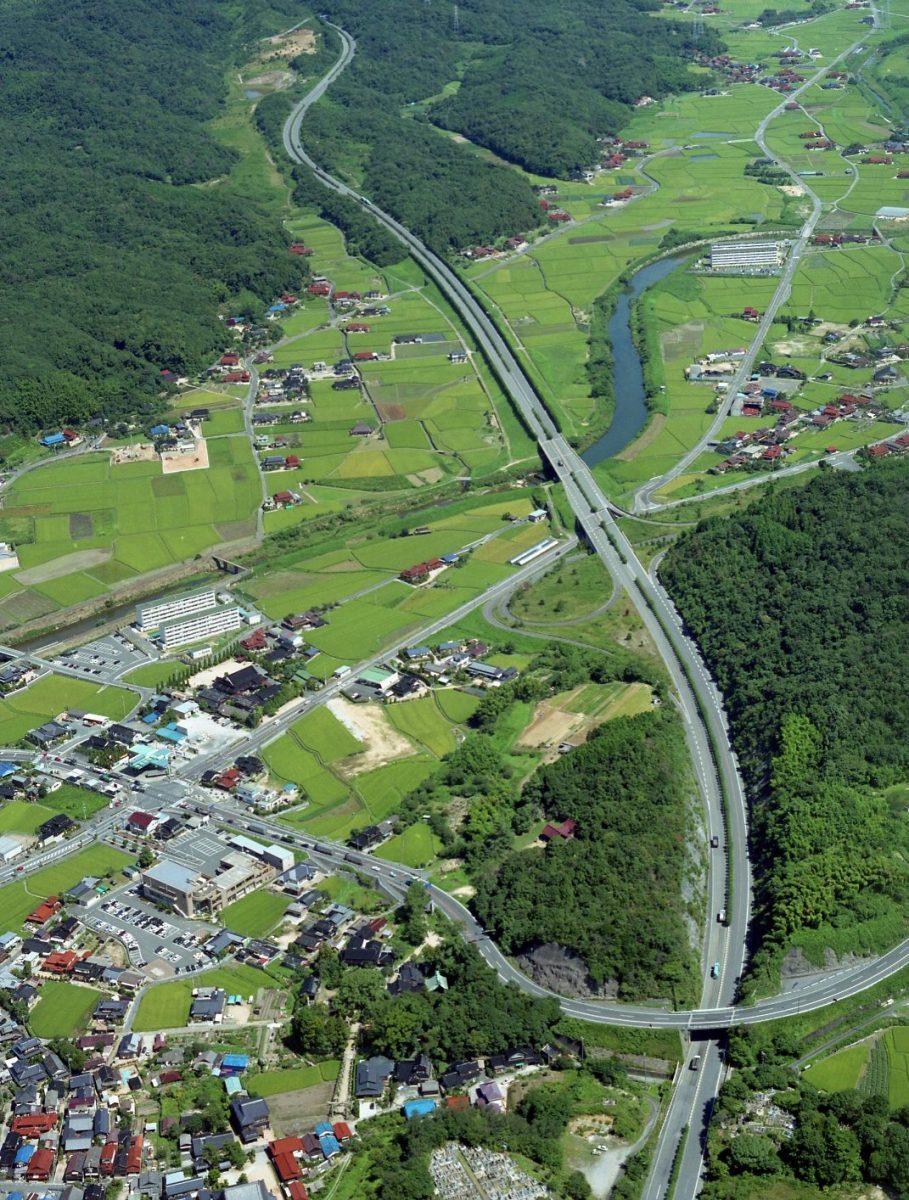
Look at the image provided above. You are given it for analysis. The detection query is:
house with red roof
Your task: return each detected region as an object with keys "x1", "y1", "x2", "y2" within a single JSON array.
[
  {"x1": 541, "y1": 818, "x2": 577, "y2": 843},
  {"x1": 42, "y1": 950, "x2": 80, "y2": 975},
  {"x1": 26, "y1": 1148, "x2": 55, "y2": 1182},
  {"x1": 27, "y1": 897, "x2": 61, "y2": 925}
]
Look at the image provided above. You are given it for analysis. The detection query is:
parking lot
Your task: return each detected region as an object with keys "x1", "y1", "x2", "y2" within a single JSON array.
[
  {"x1": 79, "y1": 886, "x2": 215, "y2": 977},
  {"x1": 53, "y1": 633, "x2": 154, "y2": 681}
]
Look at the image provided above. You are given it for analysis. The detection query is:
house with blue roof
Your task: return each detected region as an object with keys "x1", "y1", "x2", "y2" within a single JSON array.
[
  {"x1": 150, "y1": 423, "x2": 170, "y2": 437},
  {"x1": 40, "y1": 432, "x2": 65, "y2": 447},
  {"x1": 221, "y1": 1053, "x2": 249, "y2": 1073},
  {"x1": 156, "y1": 724, "x2": 186, "y2": 744},
  {"x1": 0, "y1": 762, "x2": 16, "y2": 778},
  {"x1": 319, "y1": 1135, "x2": 341, "y2": 1159},
  {"x1": 313, "y1": 1123, "x2": 333, "y2": 1139}
]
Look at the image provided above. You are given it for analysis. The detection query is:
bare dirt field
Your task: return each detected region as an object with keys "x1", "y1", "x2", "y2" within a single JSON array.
[
  {"x1": 268, "y1": 1083, "x2": 335, "y2": 1135},
  {"x1": 187, "y1": 655, "x2": 246, "y2": 689},
  {"x1": 262, "y1": 28, "x2": 316, "y2": 59},
  {"x1": 161, "y1": 436, "x2": 209, "y2": 474},
  {"x1": 328, "y1": 697, "x2": 414, "y2": 775},
  {"x1": 111, "y1": 442, "x2": 157, "y2": 466},
  {"x1": 517, "y1": 701, "x2": 586, "y2": 750}
]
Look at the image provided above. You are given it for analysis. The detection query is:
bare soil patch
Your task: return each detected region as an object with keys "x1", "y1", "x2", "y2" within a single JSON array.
[
  {"x1": 161, "y1": 435, "x2": 209, "y2": 474},
  {"x1": 328, "y1": 697, "x2": 416, "y2": 775},
  {"x1": 517, "y1": 701, "x2": 586, "y2": 750},
  {"x1": 268, "y1": 1083, "x2": 334, "y2": 1136},
  {"x1": 16, "y1": 547, "x2": 111, "y2": 585},
  {"x1": 264, "y1": 28, "x2": 316, "y2": 55},
  {"x1": 111, "y1": 442, "x2": 156, "y2": 466},
  {"x1": 375, "y1": 403, "x2": 406, "y2": 421}
]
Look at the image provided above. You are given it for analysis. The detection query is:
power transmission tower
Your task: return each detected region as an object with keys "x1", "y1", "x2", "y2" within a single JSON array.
[
  {"x1": 453, "y1": 3, "x2": 460, "y2": 34},
  {"x1": 692, "y1": 9, "x2": 705, "y2": 40}
]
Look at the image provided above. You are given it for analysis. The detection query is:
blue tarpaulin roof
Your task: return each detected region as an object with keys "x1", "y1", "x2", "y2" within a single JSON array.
[{"x1": 403, "y1": 1099, "x2": 437, "y2": 1120}]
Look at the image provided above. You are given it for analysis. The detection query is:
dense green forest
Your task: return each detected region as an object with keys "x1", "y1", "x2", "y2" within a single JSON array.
[
  {"x1": 473, "y1": 709, "x2": 698, "y2": 1003},
  {"x1": 0, "y1": 0, "x2": 305, "y2": 433},
  {"x1": 317, "y1": 0, "x2": 719, "y2": 178},
  {"x1": 661, "y1": 462, "x2": 909, "y2": 975}
]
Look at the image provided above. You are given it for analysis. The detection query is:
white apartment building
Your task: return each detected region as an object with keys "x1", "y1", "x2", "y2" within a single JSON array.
[
  {"x1": 136, "y1": 587, "x2": 217, "y2": 632},
  {"x1": 157, "y1": 604, "x2": 242, "y2": 649}
]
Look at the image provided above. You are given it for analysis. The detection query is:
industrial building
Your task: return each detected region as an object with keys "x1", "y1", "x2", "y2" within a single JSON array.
[{"x1": 709, "y1": 240, "x2": 787, "y2": 272}]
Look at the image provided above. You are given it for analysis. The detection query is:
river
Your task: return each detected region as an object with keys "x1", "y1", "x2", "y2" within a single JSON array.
[{"x1": 582, "y1": 254, "x2": 690, "y2": 467}]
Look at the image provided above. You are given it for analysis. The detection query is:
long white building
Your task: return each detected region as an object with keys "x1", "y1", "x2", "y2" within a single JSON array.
[
  {"x1": 710, "y1": 240, "x2": 786, "y2": 271},
  {"x1": 157, "y1": 605, "x2": 242, "y2": 649},
  {"x1": 136, "y1": 587, "x2": 217, "y2": 632}
]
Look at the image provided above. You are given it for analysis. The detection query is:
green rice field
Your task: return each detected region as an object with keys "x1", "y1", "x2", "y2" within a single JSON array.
[{"x1": 0, "y1": 675, "x2": 133, "y2": 744}]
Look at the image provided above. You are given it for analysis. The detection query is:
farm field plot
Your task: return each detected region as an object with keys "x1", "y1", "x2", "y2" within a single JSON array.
[
  {"x1": 0, "y1": 845, "x2": 132, "y2": 932},
  {"x1": 436, "y1": 689, "x2": 480, "y2": 723},
  {"x1": 247, "y1": 1062, "x2": 340, "y2": 1096},
  {"x1": 250, "y1": 500, "x2": 553, "y2": 670},
  {"x1": 220, "y1": 890, "x2": 288, "y2": 937},
  {"x1": 802, "y1": 1041, "x2": 871, "y2": 1094},
  {"x1": 517, "y1": 681, "x2": 654, "y2": 751},
  {"x1": 270, "y1": 216, "x2": 516, "y2": 494},
  {"x1": 288, "y1": 707, "x2": 363, "y2": 763},
  {"x1": 131, "y1": 962, "x2": 270, "y2": 1033},
  {"x1": 886, "y1": 1027, "x2": 909, "y2": 1109},
  {"x1": 386, "y1": 696, "x2": 456, "y2": 757},
  {"x1": 0, "y1": 675, "x2": 133, "y2": 744},
  {"x1": 0, "y1": 440, "x2": 260, "y2": 627},
  {"x1": 29, "y1": 981, "x2": 101, "y2": 1038}
]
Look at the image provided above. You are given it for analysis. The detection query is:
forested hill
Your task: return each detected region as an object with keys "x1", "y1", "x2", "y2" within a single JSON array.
[
  {"x1": 0, "y1": 0, "x2": 305, "y2": 433},
  {"x1": 661, "y1": 462, "x2": 909, "y2": 975},
  {"x1": 317, "y1": 0, "x2": 720, "y2": 179},
  {"x1": 473, "y1": 710, "x2": 699, "y2": 1004}
]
